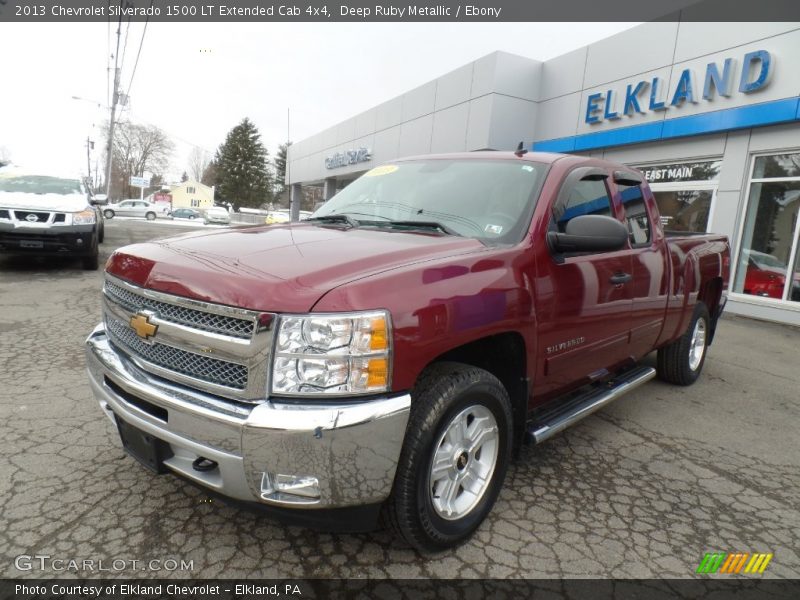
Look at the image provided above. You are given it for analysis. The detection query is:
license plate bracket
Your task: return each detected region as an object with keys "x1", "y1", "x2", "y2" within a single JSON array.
[
  {"x1": 20, "y1": 240, "x2": 44, "y2": 248},
  {"x1": 115, "y1": 417, "x2": 172, "y2": 474}
]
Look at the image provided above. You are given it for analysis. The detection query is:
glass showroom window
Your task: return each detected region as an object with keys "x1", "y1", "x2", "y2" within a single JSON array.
[
  {"x1": 733, "y1": 153, "x2": 800, "y2": 303},
  {"x1": 631, "y1": 160, "x2": 721, "y2": 233}
]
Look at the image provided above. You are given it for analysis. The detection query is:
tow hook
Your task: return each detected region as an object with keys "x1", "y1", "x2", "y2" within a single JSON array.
[{"x1": 192, "y1": 456, "x2": 218, "y2": 472}]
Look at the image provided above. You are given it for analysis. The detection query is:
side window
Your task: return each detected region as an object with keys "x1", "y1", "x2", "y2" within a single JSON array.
[
  {"x1": 619, "y1": 184, "x2": 651, "y2": 246},
  {"x1": 556, "y1": 179, "x2": 613, "y2": 233}
]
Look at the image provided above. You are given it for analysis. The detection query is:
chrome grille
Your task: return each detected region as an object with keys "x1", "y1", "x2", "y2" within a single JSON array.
[
  {"x1": 104, "y1": 280, "x2": 255, "y2": 339},
  {"x1": 106, "y1": 316, "x2": 248, "y2": 390},
  {"x1": 15, "y1": 210, "x2": 51, "y2": 223}
]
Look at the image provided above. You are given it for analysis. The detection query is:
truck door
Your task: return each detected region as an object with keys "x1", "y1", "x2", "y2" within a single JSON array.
[
  {"x1": 534, "y1": 168, "x2": 634, "y2": 398},
  {"x1": 613, "y1": 172, "x2": 671, "y2": 359}
]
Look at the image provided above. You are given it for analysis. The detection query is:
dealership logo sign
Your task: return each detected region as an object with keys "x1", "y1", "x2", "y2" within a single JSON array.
[
  {"x1": 585, "y1": 50, "x2": 773, "y2": 124},
  {"x1": 696, "y1": 552, "x2": 773, "y2": 574},
  {"x1": 325, "y1": 147, "x2": 372, "y2": 169}
]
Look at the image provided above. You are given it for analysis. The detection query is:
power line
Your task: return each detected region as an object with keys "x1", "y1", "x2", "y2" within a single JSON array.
[{"x1": 126, "y1": 3, "x2": 153, "y2": 98}]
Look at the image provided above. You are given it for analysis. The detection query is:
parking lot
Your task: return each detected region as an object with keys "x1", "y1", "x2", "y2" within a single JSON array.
[{"x1": 1, "y1": 218, "x2": 798, "y2": 579}]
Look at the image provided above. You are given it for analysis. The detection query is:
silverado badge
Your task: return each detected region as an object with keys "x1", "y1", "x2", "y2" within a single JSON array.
[{"x1": 130, "y1": 312, "x2": 158, "y2": 341}]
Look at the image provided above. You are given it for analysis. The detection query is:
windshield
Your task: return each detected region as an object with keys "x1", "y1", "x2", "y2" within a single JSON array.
[
  {"x1": 747, "y1": 250, "x2": 786, "y2": 270},
  {"x1": 313, "y1": 159, "x2": 547, "y2": 243},
  {"x1": 0, "y1": 175, "x2": 83, "y2": 195}
]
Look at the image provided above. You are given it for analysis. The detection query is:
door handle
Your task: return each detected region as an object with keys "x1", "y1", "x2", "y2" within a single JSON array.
[{"x1": 610, "y1": 272, "x2": 632, "y2": 285}]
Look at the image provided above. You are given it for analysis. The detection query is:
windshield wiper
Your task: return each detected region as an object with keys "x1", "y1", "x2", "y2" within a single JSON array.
[
  {"x1": 306, "y1": 214, "x2": 360, "y2": 228},
  {"x1": 380, "y1": 220, "x2": 462, "y2": 236}
]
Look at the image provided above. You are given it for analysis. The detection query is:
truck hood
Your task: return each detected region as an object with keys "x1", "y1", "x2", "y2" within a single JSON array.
[
  {"x1": 106, "y1": 223, "x2": 486, "y2": 312},
  {"x1": 0, "y1": 191, "x2": 89, "y2": 212}
]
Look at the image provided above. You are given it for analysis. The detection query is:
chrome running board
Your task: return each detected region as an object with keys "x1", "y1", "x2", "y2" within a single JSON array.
[{"x1": 527, "y1": 366, "x2": 656, "y2": 444}]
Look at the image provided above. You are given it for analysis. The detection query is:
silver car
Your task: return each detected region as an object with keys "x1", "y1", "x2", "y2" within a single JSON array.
[
  {"x1": 103, "y1": 200, "x2": 166, "y2": 220},
  {"x1": 203, "y1": 206, "x2": 231, "y2": 225}
]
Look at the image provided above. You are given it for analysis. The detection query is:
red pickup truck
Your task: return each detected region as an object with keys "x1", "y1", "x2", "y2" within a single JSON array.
[{"x1": 86, "y1": 151, "x2": 730, "y2": 552}]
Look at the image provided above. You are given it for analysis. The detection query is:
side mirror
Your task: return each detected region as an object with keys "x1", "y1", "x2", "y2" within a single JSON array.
[
  {"x1": 91, "y1": 194, "x2": 108, "y2": 206},
  {"x1": 547, "y1": 215, "x2": 629, "y2": 253}
]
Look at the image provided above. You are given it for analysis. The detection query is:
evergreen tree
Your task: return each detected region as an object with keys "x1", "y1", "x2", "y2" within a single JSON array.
[
  {"x1": 215, "y1": 118, "x2": 272, "y2": 211},
  {"x1": 180, "y1": 171, "x2": 189, "y2": 182},
  {"x1": 201, "y1": 159, "x2": 217, "y2": 188},
  {"x1": 274, "y1": 142, "x2": 291, "y2": 194}
]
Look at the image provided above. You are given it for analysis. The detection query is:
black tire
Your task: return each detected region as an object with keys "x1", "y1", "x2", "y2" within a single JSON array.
[
  {"x1": 82, "y1": 248, "x2": 99, "y2": 271},
  {"x1": 98, "y1": 225, "x2": 105, "y2": 243},
  {"x1": 145, "y1": 212, "x2": 156, "y2": 221},
  {"x1": 657, "y1": 301, "x2": 710, "y2": 386},
  {"x1": 189, "y1": 215, "x2": 196, "y2": 220},
  {"x1": 103, "y1": 209, "x2": 114, "y2": 219},
  {"x1": 384, "y1": 362, "x2": 513, "y2": 553}
]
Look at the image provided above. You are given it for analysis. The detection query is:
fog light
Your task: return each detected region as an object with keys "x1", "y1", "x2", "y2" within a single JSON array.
[{"x1": 260, "y1": 472, "x2": 320, "y2": 503}]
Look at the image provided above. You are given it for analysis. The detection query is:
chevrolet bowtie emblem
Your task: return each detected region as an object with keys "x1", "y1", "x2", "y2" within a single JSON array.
[{"x1": 130, "y1": 312, "x2": 158, "y2": 340}]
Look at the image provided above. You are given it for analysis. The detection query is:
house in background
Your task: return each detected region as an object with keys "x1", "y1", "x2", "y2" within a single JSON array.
[{"x1": 169, "y1": 180, "x2": 214, "y2": 210}]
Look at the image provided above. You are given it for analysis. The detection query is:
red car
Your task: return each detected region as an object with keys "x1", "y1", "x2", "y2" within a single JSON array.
[{"x1": 742, "y1": 250, "x2": 787, "y2": 299}]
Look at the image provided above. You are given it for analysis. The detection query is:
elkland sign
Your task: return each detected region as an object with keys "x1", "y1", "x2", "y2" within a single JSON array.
[
  {"x1": 585, "y1": 50, "x2": 773, "y2": 124},
  {"x1": 325, "y1": 147, "x2": 372, "y2": 169}
]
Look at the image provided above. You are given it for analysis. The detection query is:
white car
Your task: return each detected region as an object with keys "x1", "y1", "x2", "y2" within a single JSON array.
[
  {"x1": 103, "y1": 199, "x2": 168, "y2": 220},
  {"x1": 0, "y1": 167, "x2": 103, "y2": 269},
  {"x1": 203, "y1": 206, "x2": 231, "y2": 225}
]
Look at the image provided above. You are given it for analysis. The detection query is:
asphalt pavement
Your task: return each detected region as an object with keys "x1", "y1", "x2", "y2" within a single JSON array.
[{"x1": 1, "y1": 218, "x2": 798, "y2": 579}]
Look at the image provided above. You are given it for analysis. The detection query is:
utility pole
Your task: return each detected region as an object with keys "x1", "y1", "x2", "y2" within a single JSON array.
[
  {"x1": 85, "y1": 137, "x2": 94, "y2": 191},
  {"x1": 104, "y1": 17, "x2": 123, "y2": 200}
]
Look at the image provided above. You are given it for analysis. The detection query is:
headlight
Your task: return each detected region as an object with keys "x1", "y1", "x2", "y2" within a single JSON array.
[
  {"x1": 270, "y1": 311, "x2": 391, "y2": 396},
  {"x1": 72, "y1": 209, "x2": 96, "y2": 225}
]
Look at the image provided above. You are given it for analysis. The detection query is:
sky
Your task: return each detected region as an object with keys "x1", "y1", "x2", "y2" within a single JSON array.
[{"x1": 0, "y1": 22, "x2": 639, "y2": 183}]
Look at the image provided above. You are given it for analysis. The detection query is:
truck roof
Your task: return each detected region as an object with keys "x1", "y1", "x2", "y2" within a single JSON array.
[
  {"x1": 395, "y1": 150, "x2": 569, "y2": 164},
  {"x1": 393, "y1": 150, "x2": 645, "y2": 171}
]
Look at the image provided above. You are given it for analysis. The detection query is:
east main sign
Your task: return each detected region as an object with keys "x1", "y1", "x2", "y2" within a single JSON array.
[{"x1": 585, "y1": 50, "x2": 772, "y2": 124}]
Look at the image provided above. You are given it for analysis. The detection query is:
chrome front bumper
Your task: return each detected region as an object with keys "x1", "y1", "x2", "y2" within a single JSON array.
[{"x1": 85, "y1": 324, "x2": 411, "y2": 510}]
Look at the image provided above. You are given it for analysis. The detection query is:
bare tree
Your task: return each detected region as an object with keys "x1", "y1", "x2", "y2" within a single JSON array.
[
  {"x1": 187, "y1": 146, "x2": 210, "y2": 182},
  {"x1": 201, "y1": 158, "x2": 217, "y2": 187},
  {"x1": 106, "y1": 121, "x2": 174, "y2": 199}
]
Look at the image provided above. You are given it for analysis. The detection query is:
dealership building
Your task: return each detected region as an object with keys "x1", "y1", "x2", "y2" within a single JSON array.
[{"x1": 287, "y1": 22, "x2": 800, "y2": 326}]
